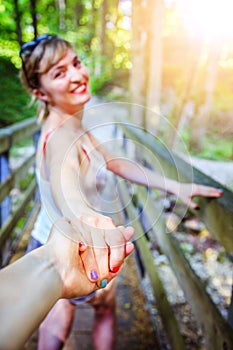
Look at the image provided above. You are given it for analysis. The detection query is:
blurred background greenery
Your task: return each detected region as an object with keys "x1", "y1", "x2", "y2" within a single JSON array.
[{"x1": 0, "y1": 0, "x2": 232, "y2": 160}]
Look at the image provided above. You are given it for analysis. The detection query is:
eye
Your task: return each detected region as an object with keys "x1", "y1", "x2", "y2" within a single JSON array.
[
  {"x1": 74, "y1": 59, "x2": 81, "y2": 68},
  {"x1": 54, "y1": 70, "x2": 65, "y2": 79}
]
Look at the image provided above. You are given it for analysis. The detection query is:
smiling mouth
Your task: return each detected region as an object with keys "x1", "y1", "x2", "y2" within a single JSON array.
[{"x1": 71, "y1": 83, "x2": 87, "y2": 94}]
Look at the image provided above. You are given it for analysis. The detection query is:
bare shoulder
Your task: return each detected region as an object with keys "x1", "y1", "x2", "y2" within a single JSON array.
[
  {"x1": 45, "y1": 126, "x2": 82, "y2": 164},
  {"x1": 86, "y1": 131, "x2": 99, "y2": 147}
]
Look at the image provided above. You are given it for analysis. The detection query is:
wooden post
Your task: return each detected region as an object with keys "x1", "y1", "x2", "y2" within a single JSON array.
[
  {"x1": 228, "y1": 286, "x2": 233, "y2": 328},
  {"x1": 0, "y1": 152, "x2": 11, "y2": 227},
  {"x1": 33, "y1": 129, "x2": 40, "y2": 149},
  {"x1": 33, "y1": 129, "x2": 40, "y2": 202}
]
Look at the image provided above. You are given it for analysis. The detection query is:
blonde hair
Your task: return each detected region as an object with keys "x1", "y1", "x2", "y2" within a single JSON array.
[{"x1": 20, "y1": 36, "x2": 73, "y2": 123}]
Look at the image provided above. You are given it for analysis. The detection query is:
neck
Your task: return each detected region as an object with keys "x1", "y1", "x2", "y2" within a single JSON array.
[{"x1": 47, "y1": 105, "x2": 84, "y2": 130}]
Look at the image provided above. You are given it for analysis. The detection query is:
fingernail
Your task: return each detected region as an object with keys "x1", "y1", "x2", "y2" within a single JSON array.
[
  {"x1": 90, "y1": 270, "x2": 98, "y2": 281},
  {"x1": 101, "y1": 279, "x2": 108, "y2": 288},
  {"x1": 79, "y1": 241, "x2": 86, "y2": 250},
  {"x1": 217, "y1": 188, "x2": 224, "y2": 196},
  {"x1": 111, "y1": 266, "x2": 121, "y2": 273},
  {"x1": 195, "y1": 206, "x2": 200, "y2": 210}
]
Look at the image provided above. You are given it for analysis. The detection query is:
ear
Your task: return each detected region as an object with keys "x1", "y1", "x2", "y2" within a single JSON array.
[{"x1": 32, "y1": 89, "x2": 51, "y2": 102}]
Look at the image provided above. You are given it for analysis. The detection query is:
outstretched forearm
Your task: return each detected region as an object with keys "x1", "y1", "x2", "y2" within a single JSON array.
[
  {"x1": 107, "y1": 158, "x2": 179, "y2": 194},
  {"x1": 88, "y1": 132, "x2": 180, "y2": 195},
  {"x1": 0, "y1": 218, "x2": 135, "y2": 349},
  {"x1": 0, "y1": 247, "x2": 62, "y2": 350},
  {"x1": 106, "y1": 158, "x2": 222, "y2": 208}
]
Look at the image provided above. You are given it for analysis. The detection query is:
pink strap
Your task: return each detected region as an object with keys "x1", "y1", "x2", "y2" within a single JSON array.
[
  {"x1": 81, "y1": 144, "x2": 91, "y2": 162},
  {"x1": 43, "y1": 126, "x2": 60, "y2": 156},
  {"x1": 43, "y1": 127, "x2": 91, "y2": 165}
]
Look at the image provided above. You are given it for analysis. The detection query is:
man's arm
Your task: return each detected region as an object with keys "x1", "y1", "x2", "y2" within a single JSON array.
[{"x1": 0, "y1": 219, "x2": 134, "y2": 350}]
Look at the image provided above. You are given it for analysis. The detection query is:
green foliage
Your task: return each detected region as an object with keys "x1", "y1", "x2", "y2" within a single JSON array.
[
  {"x1": 213, "y1": 82, "x2": 233, "y2": 111},
  {"x1": 192, "y1": 135, "x2": 233, "y2": 161},
  {"x1": 10, "y1": 139, "x2": 33, "y2": 157},
  {"x1": 180, "y1": 127, "x2": 233, "y2": 160},
  {"x1": 0, "y1": 39, "x2": 21, "y2": 68},
  {"x1": 19, "y1": 173, "x2": 34, "y2": 191},
  {"x1": 0, "y1": 0, "x2": 133, "y2": 127},
  {"x1": 0, "y1": 0, "x2": 231, "y2": 168},
  {"x1": 0, "y1": 0, "x2": 131, "y2": 95},
  {"x1": 0, "y1": 1, "x2": 17, "y2": 37},
  {"x1": 178, "y1": 117, "x2": 232, "y2": 164},
  {"x1": 15, "y1": 216, "x2": 26, "y2": 230},
  {"x1": 0, "y1": 57, "x2": 36, "y2": 127}
]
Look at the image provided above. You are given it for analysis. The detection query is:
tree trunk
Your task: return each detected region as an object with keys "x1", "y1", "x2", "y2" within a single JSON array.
[
  {"x1": 94, "y1": 0, "x2": 108, "y2": 76},
  {"x1": 74, "y1": 2, "x2": 84, "y2": 27},
  {"x1": 30, "y1": 0, "x2": 37, "y2": 38},
  {"x1": 108, "y1": 0, "x2": 120, "y2": 67},
  {"x1": 190, "y1": 42, "x2": 221, "y2": 151},
  {"x1": 58, "y1": 0, "x2": 66, "y2": 31},
  {"x1": 14, "y1": 0, "x2": 23, "y2": 45},
  {"x1": 99, "y1": 0, "x2": 108, "y2": 57},
  {"x1": 169, "y1": 41, "x2": 203, "y2": 150},
  {"x1": 129, "y1": 0, "x2": 149, "y2": 127},
  {"x1": 145, "y1": 0, "x2": 164, "y2": 133}
]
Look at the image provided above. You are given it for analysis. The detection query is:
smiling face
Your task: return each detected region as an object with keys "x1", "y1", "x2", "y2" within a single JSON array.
[{"x1": 37, "y1": 48, "x2": 91, "y2": 115}]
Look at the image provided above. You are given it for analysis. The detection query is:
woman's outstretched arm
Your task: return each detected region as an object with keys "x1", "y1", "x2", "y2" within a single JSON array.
[{"x1": 88, "y1": 133, "x2": 223, "y2": 209}]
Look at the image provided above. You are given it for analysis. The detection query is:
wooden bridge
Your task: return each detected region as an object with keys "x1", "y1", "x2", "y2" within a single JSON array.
[{"x1": 1, "y1": 116, "x2": 233, "y2": 349}]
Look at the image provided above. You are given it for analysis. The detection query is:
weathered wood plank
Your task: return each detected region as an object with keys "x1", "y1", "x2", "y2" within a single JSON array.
[
  {"x1": 0, "y1": 118, "x2": 39, "y2": 154},
  {"x1": 0, "y1": 178, "x2": 37, "y2": 251},
  {"x1": 0, "y1": 132, "x2": 10, "y2": 154},
  {"x1": 0, "y1": 175, "x2": 14, "y2": 203},
  {"x1": 118, "y1": 181, "x2": 186, "y2": 350},
  {"x1": 0, "y1": 154, "x2": 35, "y2": 203},
  {"x1": 120, "y1": 124, "x2": 233, "y2": 254},
  {"x1": 135, "y1": 185, "x2": 233, "y2": 349},
  {"x1": 9, "y1": 201, "x2": 40, "y2": 264}
]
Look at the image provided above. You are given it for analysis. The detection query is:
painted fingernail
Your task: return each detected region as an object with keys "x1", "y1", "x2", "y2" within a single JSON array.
[
  {"x1": 195, "y1": 206, "x2": 200, "y2": 210},
  {"x1": 217, "y1": 188, "x2": 224, "y2": 196},
  {"x1": 101, "y1": 279, "x2": 108, "y2": 288},
  {"x1": 79, "y1": 241, "x2": 86, "y2": 250},
  {"x1": 90, "y1": 270, "x2": 98, "y2": 281},
  {"x1": 111, "y1": 266, "x2": 121, "y2": 273}
]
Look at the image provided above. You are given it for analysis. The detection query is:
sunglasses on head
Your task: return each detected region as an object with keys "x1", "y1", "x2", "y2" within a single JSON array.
[
  {"x1": 19, "y1": 34, "x2": 55, "y2": 57},
  {"x1": 20, "y1": 34, "x2": 56, "y2": 89}
]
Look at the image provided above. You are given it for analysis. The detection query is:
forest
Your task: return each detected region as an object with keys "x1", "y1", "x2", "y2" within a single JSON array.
[{"x1": 0, "y1": 0, "x2": 233, "y2": 160}]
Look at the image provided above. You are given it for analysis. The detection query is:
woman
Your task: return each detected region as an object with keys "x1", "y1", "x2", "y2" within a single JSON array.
[{"x1": 20, "y1": 34, "x2": 222, "y2": 350}]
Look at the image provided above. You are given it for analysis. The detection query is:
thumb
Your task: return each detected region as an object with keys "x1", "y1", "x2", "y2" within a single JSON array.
[
  {"x1": 125, "y1": 241, "x2": 134, "y2": 257},
  {"x1": 118, "y1": 226, "x2": 135, "y2": 241}
]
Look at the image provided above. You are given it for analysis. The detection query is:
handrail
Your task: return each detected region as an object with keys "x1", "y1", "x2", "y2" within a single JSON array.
[
  {"x1": 0, "y1": 117, "x2": 39, "y2": 153},
  {"x1": 1, "y1": 117, "x2": 233, "y2": 347},
  {"x1": 118, "y1": 181, "x2": 186, "y2": 349},
  {"x1": 120, "y1": 123, "x2": 233, "y2": 254},
  {"x1": 116, "y1": 123, "x2": 233, "y2": 349},
  {"x1": 0, "y1": 117, "x2": 40, "y2": 265}
]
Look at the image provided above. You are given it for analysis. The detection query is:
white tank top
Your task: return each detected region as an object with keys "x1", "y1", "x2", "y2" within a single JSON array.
[{"x1": 31, "y1": 136, "x2": 107, "y2": 244}]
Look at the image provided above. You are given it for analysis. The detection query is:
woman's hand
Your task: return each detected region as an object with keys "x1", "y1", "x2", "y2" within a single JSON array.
[
  {"x1": 47, "y1": 218, "x2": 134, "y2": 297},
  {"x1": 175, "y1": 183, "x2": 223, "y2": 209},
  {"x1": 0, "y1": 217, "x2": 134, "y2": 349},
  {"x1": 72, "y1": 215, "x2": 135, "y2": 288}
]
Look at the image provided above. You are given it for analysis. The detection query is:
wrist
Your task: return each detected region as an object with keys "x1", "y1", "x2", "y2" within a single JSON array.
[
  {"x1": 32, "y1": 245, "x2": 63, "y2": 300},
  {"x1": 165, "y1": 179, "x2": 180, "y2": 196}
]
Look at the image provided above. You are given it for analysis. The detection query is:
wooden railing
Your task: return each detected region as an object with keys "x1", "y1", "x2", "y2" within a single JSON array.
[
  {"x1": 1, "y1": 117, "x2": 233, "y2": 349},
  {"x1": 115, "y1": 123, "x2": 233, "y2": 350},
  {"x1": 0, "y1": 117, "x2": 40, "y2": 266}
]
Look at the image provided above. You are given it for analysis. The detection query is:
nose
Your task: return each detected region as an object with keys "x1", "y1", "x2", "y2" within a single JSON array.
[{"x1": 67, "y1": 66, "x2": 83, "y2": 81}]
